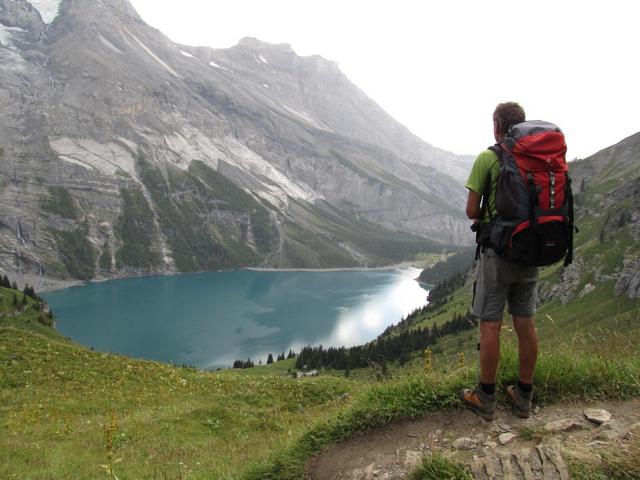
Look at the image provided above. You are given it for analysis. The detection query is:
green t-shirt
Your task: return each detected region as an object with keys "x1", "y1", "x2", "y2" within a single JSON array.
[{"x1": 465, "y1": 149, "x2": 500, "y2": 223}]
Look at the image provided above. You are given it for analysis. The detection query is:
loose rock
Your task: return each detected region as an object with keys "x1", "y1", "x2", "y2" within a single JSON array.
[
  {"x1": 498, "y1": 423, "x2": 512, "y2": 432},
  {"x1": 584, "y1": 408, "x2": 611, "y2": 425},
  {"x1": 596, "y1": 420, "x2": 627, "y2": 441},
  {"x1": 498, "y1": 432, "x2": 517, "y2": 445},
  {"x1": 453, "y1": 437, "x2": 477, "y2": 450},
  {"x1": 544, "y1": 418, "x2": 585, "y2": 433}
]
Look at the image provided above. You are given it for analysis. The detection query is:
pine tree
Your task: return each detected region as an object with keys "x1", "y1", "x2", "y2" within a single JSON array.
[
  {"x1": 266, "y1": 353, "x2": 274, "y2": 365},
  {"x1": 22, "y1": 284, "x2": 37, "y2": 300}
]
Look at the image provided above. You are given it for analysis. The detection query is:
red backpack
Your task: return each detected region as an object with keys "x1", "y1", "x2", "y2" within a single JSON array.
[{"x1": 478, "y1": 120, "x2": 576, "y2": 267}]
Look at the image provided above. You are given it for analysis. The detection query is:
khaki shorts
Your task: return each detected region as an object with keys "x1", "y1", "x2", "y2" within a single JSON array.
[{"x1": 471, "y1": 248, "x2": 538, "y2": 321}]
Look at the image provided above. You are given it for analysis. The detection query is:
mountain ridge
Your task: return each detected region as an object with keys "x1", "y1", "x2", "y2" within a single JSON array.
[{"x1": 0, "y1": 0, "x2": 473, "y2": 283}]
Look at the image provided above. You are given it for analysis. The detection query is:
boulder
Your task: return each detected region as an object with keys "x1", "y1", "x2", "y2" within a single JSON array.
[{"x1": 596, "y1": 420, "x2": 627, "y2": 441}]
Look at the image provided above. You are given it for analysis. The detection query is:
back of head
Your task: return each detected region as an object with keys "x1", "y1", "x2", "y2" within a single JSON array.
[{"x1": 493, "y1": 102, "x2": 526, "y2": 136}]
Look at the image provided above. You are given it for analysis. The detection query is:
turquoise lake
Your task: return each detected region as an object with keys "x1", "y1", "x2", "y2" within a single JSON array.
[{"x1": 42, "y1": 268, "x2": 428, "y2": 369}]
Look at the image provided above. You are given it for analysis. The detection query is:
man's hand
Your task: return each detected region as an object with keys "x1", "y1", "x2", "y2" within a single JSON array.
[{"x1": 466, "y1": 190, "x2": 482, "y2": 220}]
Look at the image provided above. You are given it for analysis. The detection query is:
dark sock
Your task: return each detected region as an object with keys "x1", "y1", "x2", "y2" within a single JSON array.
[
  {"x1": 480, "y1": 382, "x2": 495, "y2": 395},
  {"x1": 518, "y1": 380, "x2": 533, "y2": 393}
]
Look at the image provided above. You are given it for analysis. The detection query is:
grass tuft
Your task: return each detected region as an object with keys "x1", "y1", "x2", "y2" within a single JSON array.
[{"x1": 407, "y1": 453, "x2": 473, "y2": 480}]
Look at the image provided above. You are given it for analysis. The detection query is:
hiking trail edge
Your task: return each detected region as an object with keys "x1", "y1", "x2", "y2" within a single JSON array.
[{"x1": 307, "y1": 398, "x2": 640, "y2": 479}]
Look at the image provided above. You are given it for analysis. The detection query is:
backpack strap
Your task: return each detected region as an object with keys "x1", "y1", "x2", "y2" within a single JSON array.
[
  {"x1": 526, "y1": 172, "x2": 538, "y2": 230},
  {"x1": 483, "y1": 145, "x2": 501, "y2": 222},
  {"x1": 564, "y1": 173, "x2": 576, "y2": 266},
  {"x1": 474, "y1": 145, "x2": 501, "y2": 260}
]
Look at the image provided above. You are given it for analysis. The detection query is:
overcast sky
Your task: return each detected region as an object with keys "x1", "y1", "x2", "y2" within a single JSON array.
[{"x1": 129, "y1": 0, "x2": 639, "y2": 160}]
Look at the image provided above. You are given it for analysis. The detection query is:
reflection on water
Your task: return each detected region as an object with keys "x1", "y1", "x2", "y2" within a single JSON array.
[
  {"x1": 43, "y1": 268, "x2": 428, "y2": 369},
  {"x1": 321, "y1": 271, "x2": 427, "y2": 347}
]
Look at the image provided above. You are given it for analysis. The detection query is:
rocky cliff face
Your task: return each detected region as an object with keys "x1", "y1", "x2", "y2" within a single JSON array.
[{"x1": 0, "y1": 0, "x2": 473, "y2": 282}]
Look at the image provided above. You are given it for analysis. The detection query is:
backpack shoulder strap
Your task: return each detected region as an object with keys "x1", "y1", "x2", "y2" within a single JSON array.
[
  {"x1": 487, "y1": 144, "x2": 502, "y2": 157},
  {"x1": 480, "y1": 145, "x2": 501, "y2": 221},
  {"x1": 474, "y1": 146, "x2": 500, "y2": 259}
]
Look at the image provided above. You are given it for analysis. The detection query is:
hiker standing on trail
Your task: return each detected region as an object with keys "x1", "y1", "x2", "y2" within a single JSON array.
[{"x1": 459, "y1": 100, "x2": 575, "y2": 421}]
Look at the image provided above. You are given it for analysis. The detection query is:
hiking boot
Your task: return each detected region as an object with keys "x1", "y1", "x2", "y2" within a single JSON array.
[
  {"x1": 506, "y1": 384, "x2": 533, "y2": 418},
  {"x1": 459, "y1": 386, "x2": 496, "y2": 421}
]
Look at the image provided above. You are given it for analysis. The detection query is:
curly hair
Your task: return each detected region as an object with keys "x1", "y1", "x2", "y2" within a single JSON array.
[{"x1": 493, "y1": 102, "x2": 526, "y2": 135}]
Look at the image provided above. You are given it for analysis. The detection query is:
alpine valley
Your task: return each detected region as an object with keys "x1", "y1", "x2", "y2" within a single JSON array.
[{"x1": 0, "y1": 0, "x2": 474, "y2": 282}]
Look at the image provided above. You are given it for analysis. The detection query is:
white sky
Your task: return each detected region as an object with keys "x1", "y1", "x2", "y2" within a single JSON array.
[{"x1": 129, "y1": 0, "x2": 639, "y2": 159}]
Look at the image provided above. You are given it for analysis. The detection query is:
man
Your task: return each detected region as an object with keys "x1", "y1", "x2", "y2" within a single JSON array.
[{"x1": 459, "y1": 102, "x2": 538, "y2": 420}]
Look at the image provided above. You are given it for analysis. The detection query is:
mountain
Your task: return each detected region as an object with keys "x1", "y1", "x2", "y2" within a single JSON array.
[{"x1": 0, "y1": 0, "x2": 473, "y2": 282}]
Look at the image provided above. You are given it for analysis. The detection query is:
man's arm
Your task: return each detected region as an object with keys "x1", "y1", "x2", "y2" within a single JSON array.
[{"x1": 466, "y1": 190, "x2": 482, "y2": 220}]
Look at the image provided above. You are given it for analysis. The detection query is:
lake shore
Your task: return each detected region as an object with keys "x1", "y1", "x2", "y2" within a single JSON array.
[
  {"x1": 21, "y1": 262, "x2": 428, "y2": 294},
  {"x1": 8, "y1": 272, "x2": 84, "y2": 294},
  {"x1": 245, "y1": 261, "x2": 422, "y2": 273}
]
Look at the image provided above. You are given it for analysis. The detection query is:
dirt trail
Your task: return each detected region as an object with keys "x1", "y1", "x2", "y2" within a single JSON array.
[{"x1": 308, "y1": 398, "x2": 640, "y2": 479}]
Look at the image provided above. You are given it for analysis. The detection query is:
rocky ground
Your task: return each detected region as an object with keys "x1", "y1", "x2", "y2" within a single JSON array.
[{"x1": 308, "y1": 399, "x2": 640, "y2": 479}]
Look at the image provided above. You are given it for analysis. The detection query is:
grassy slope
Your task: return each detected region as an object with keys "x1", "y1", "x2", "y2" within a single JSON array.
[{"x1": 1, "y1": 294, "x2": 364, "y2": 479}]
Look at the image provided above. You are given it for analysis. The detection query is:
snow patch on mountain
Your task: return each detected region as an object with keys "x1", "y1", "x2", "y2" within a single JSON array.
[
  {"x1": 27, "y1": 0, "x2": 62, "y2": 24},
  {"x1": 180, "y1": 50, "x2": 195, "y2": 59},
  {"x1": 209, "y1": 60, "x2": 230, "y2": 71}
]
